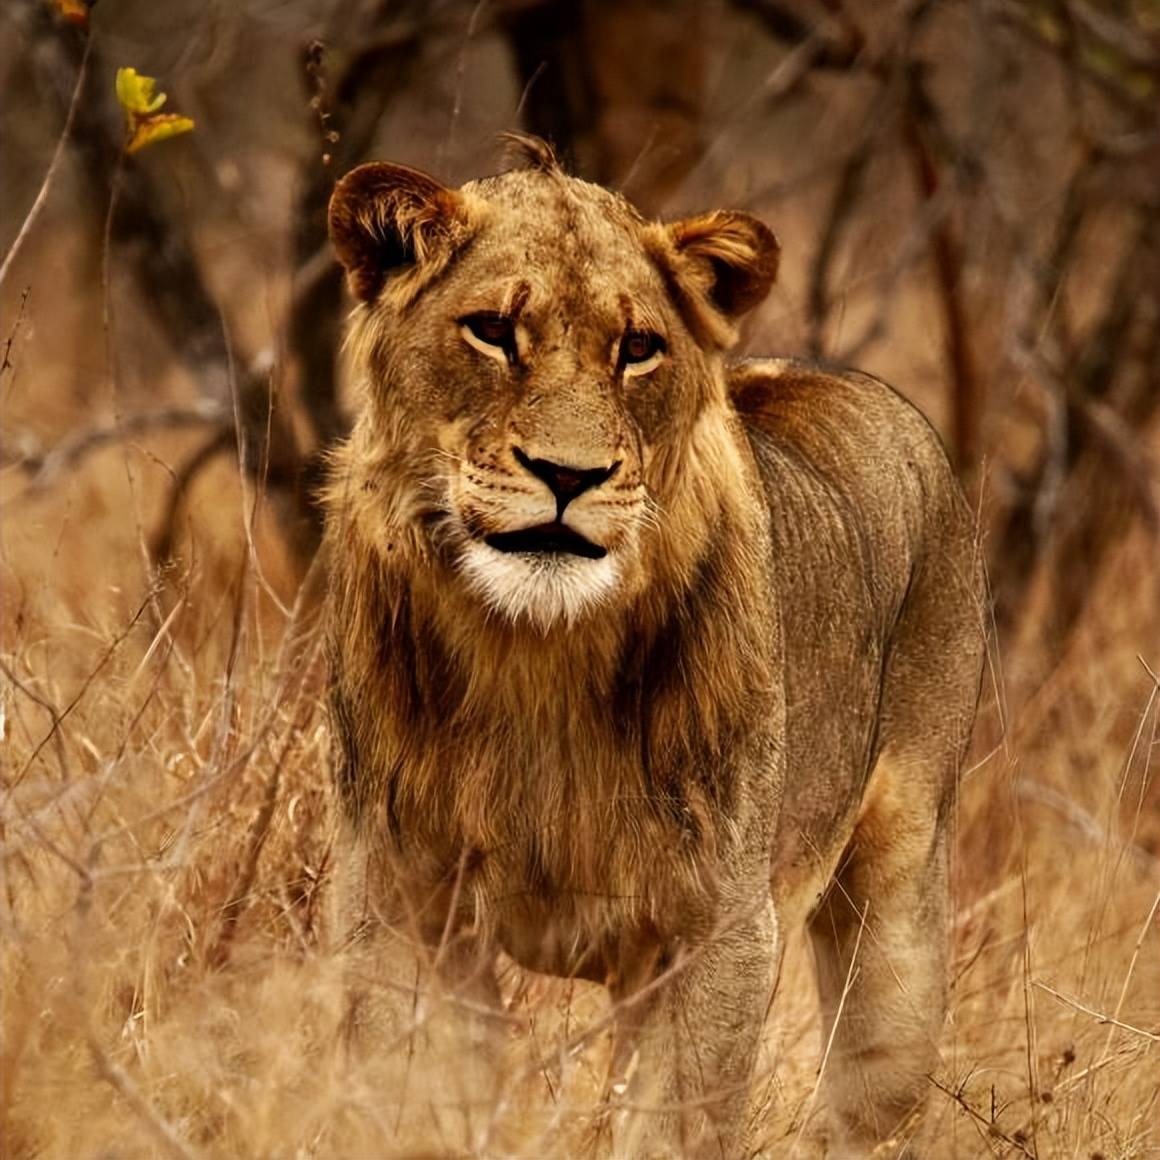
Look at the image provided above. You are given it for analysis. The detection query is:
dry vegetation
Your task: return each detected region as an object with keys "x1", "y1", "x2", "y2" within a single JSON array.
[
  {"x1": 2, "y1": 430, "x2": 1157, "y2": 1159},
  {"x1": 2, "y1": 0, "x2": 1160, "y2": 1157}
]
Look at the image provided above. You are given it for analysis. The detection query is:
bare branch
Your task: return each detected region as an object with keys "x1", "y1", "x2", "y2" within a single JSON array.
[
  {"x1": 901, "y1": 63, "x2": 980, "y2": 473},
  {"x1": 5, "y1": 403, "x2": 229, "y2": 490},
  {"x1": 729, "y1": 0, "x2": 865, "y2": 71},
  {"x1": 148, "y1": 427, "x2": 237, "y2": 568}
]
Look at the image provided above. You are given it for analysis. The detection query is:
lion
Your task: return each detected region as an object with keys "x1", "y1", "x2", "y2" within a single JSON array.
[{"x1": 323, "y1": 135, "x2": 984, "y2": 1158}]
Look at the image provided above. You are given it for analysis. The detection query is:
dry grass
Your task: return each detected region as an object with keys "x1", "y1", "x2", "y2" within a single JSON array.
[{"x1": 2, "y1": 358, "x2": 1159, "y2": 1158}]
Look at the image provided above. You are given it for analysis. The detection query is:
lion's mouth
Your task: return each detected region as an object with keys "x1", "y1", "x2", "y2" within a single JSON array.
[{"x1": 485, "y1": 521, "x2": 607, "y2": 560}]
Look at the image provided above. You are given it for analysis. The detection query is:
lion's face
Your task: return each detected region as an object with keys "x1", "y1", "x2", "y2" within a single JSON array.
[
  {"x1": 329, "y1": 143, "x2": 779, "y2": 630},
  {"x1": 392, "y1": 179, "x2": 702, "y2": 629}
]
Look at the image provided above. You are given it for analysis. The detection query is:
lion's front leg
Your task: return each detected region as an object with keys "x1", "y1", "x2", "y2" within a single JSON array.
[
  {"x1": 333, "y1": 839, "x2": 509, "y2": 1146},
  {"x1": 608, "y1": 894, "x2": 781, "y2": 1160}
]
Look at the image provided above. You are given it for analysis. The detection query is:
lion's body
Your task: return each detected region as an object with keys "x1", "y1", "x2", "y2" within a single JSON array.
[
  {"x1": 738, "y1": 360, "x2": 980, "y2": 908},
  {"x1": 324, "y1": 141, "x2": 984, "y2": 1157}
]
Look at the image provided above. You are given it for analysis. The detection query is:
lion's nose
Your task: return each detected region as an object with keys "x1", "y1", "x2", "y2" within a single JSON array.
[{"x1": 513, "y1": 447, "x2": 620, "y2": 512}]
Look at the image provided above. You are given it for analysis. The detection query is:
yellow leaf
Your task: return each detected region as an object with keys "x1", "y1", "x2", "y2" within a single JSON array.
[
  {"x1": 114, "y1": 68, "x2": 194, "y2": 154},
  {"x1": 115, "y1": 68, "x2": 167, "y2": 117},
  {"x1": 126, "y1": 114, "x2": 196, "y2": 155}
]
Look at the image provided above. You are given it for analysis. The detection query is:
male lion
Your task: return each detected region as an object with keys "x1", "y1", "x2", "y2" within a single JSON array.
[{"x1": 324, "y1": 136, "x2": 984, "y2": 1158}]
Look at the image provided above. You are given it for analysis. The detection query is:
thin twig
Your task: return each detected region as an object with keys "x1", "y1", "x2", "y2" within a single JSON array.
[
  {"x1": 439, "y1": 0, "x2": 487, "y2": 169},
  {"x1": 205, "y1": 718, "x2": 291, "y2": 969},
  {"x1": 928, "y1": 1074, "x2": 1037, "y2": 1158},
  {"x1": 1032, "y1": 979, "x2": 1160, "y2": 1042},
  {"x1": 1099, "y1": 885, "x2": 1160, "y2": 1072},
  {"x1": 87, "y1": 1031, "x2": 200, "y2": 1160},
  {"x1": 0, "y1": 35, "x2": 92, "y2": 289},
  {"x1": 1, "y1": 288, "x2": 31, "y2": 380},
  {"x1": 3, "y1": 590, "x2": 155, "y2": 793},
  {"x1": 0, "y1": 659, "x2": 72, "y2": 784}
]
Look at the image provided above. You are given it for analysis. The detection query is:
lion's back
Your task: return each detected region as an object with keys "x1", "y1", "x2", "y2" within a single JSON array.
[{"x1": 730, "y1": 357, "x2": 983, "y2": 903}]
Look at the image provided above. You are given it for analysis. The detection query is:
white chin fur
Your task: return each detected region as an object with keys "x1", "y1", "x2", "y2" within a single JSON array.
[{"x1": 458, "y1": 541, "x2": 621, "y2": 630}]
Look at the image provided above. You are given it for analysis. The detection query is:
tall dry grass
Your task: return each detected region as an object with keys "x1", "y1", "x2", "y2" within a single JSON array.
[
  {"x1": 1, "y1": 283, "x2": 1158, "y2": 1156},
  {"x1": 3, "y1": 416, "x2": 1157, "y2": 1159}
]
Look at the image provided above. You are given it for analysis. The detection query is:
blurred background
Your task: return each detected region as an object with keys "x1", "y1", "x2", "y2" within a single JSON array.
[
  {"x1": 2, "y1": 1, "x2": 1158, "y2": 1156},
  {"x1": 4, "y1": 0, "x2": 1159, "y2": 660}
]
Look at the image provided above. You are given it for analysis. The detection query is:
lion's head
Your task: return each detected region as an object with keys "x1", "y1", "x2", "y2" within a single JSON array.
[{"x1": 328, "y1": 137, "x2": 779, "y2": 630}]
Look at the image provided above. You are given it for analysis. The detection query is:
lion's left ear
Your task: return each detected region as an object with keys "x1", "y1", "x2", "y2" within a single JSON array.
[
  {"x1": 328, "y1": 161, "x2": 476, "y2": 303},
  {"x1": 665, "y1": 211, "x2": 780, "y2": 319}
]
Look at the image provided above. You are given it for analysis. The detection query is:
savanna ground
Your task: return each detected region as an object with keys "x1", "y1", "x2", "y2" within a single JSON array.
[{"x1": 2, "y1": 1, "x2": 1159, "y2": 1157}]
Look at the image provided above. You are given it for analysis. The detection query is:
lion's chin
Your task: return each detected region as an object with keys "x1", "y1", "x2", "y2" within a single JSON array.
[{"x1": 457, "y1": 540, "x2": 622, "y2": 631}]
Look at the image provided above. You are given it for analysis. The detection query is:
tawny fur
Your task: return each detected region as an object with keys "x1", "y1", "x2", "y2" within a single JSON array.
[{"x1": 323, "y1": 136, "x2": 984, "y2": 1158}]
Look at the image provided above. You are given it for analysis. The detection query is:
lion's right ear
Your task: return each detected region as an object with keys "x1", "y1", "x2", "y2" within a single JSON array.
[
  {"x1": 666, "y1": 211, "x2": 780, "y2": 320},
  {"x1": 328, "y1": 162, "x2": 475, "y2": 303}
]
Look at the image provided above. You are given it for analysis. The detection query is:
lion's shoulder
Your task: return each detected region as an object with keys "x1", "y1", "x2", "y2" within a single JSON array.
[
  {"x1": 729, "y1": 356, "x2": 957, "y2": 492},
  {"x1": 730, "y1": 356, "x2": 920, "y2": 427},
  {"x1": 730, "y1": 355, "x2": 976, "y2": 619}
]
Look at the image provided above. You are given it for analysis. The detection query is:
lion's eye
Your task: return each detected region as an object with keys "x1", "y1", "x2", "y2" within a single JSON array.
[
  {"x1": 619, "y1": 329, "x2": 666, "y2": 377},
  {"x1": 460, "y1": 312, "x2": 517, "y2": 365}
]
